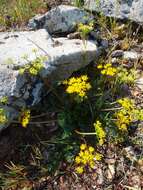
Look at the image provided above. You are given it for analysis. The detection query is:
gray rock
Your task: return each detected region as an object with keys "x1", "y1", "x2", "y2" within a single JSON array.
[
  {"x1": 100, "y1": 39, "x2": 109, "y2": 49},
  {"x1": 123, "y1": 51, "x2": 140, "y2": 60},
  {"x1": 136, "y1": 77, "x2": 143, "y2": 91},
  {"x1": 28, "y1": 5, "x2": 93, "y2": 34},
  {"x1": 84, "y1": 0, "x2": 143, "y2": 24},
  {"x1": 0, "y1": 29, "x2": 99, "y2": 131},
  {"x1": 111, "y1": 50, "x2": 124, "y2": 58},
  {"x1": 123, "y1": 146, "x2": 137, "y2": 161}
]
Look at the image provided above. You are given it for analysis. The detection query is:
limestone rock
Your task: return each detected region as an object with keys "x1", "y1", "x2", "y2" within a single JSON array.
[
  {"x1": 136, "y1": 77, "x2": 143, "y2": 91},
  {"x1": 28, "y1": 5, "x2": 93, "y2": 34},
  {"x1": 111, "y1": 50, "x2": 124, "y2": 58},
  {"x1": 123, "y1": 51, "x2": 140, "y2": 60},
  {"x1": 84, "y1": 0, "x2": 143, "y2": 24}
]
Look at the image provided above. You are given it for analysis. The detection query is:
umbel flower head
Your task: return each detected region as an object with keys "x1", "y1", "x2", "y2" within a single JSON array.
[
  {"x1": 97, "y1": 63, "x2": 117, "y2": 76},
  {"x1": 114, "y1": 98, "x2": 143, "y2": 131},
  {"x1": 63, "y1": 75, "x2": 91, "y2": 100},
  {"x1": 94, "y1": 120, "x2": 106, "y2": 146},
  {"x1": 19, "y1": 109, "x2": 31, "y2": 128},
  {"x1": 19, "y1": 56, "x2": 45, "y2": 76},
  {"x1": 74, "y1": 144, "x2": 103, "y2": 174},
  {"x1": 0, "y1": 108, "x2": 7, "y2": 124}
]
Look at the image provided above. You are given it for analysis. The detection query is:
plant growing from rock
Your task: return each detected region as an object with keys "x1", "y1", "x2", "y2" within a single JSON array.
[
  {"x1": 19, "y1": 55, "x2": 46, "y2": 76},
  {"x1": 74, "y1": 0, "x2": 84, "y2": 8},
  {"x1": 0, "y1": 108, "x2": 7, "y2": 125},
  {"x1": 77, "y1": 21, "x2": 94, "y2": 45}
]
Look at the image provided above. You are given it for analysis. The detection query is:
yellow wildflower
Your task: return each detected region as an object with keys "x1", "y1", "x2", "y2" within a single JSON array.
[
  {"x1": 89, "y1": 161, "x2": 95, "y2": 169},
  {"x1": 89, "y1": 146, "x2": 95, "y2": 153},
  {"x1": 79, "y1": 151, "x2": 84, "y2": 157},
  {"x1": 106, "y1": 67, "x2": 117, "y2": 76},
  {"x1": 117, "y1": 98, "x2": 134, "y2": 110},
  {"x1": 63, "y1": 75, "x2": 91, "y2": 99},
  {"x1": 78, "y1": 22, "x2": 94, "y2": 39},
  {"x1": 97, "y1": 64, "x2": 103, "y2": 69},
  {"x1": 98, "y1": 63, "x2": 117, "y2": 76},
  {"x1": 33, "y1": 62, "x2": 44, "y2": 70},
  {"x1": 0, "y1": 108, "x2": 7, "y2": 124},
  {"x1": 114, "y1": 98, "x2": 137, "y2": 131},
  {"x1": 104, "y1": 63, "x2": 112, "y2": 69},
  {"x1": 94, "y1": 121, "x2": 106, "y2": 146},
  {"x1": 114, "y1": 97, "x2": 143, "y2": 131},
  {"x1": 84, "y1": 150, "x2": 89, "y2": 156},
  {"x1": 20, "y1": 109, "x2": 30, "y2": 128},
  {"x1": 19, "y1": 68, "x2": 25, "y2": 75},
  {"x1": 19, "y1": 56, "x2": 44, "y2": 76},
  {"x1": 75, "y1": 156, "x2": 81, "y2": 164},
  {"x1": 80, "y1": 144, "x2": 87, "y2": 150},
  {"x1": 29, "y1": 67, "x2": 38, "y2": 76},
  {"x1": 95, "y1": 153, "x2": 103, "y2": 161},
  {"x1": 101, "y1": 70, "x2": 106, "y2": 75},
  {"x1": 75, "y1": 166, "x2": 84, "y2": 174},
  {"x1": 0, "y1": 96, "x2": 8, "y2": 104},
  {"x1": 74, "y1": 144, "x2": 102, "y2": 174}
]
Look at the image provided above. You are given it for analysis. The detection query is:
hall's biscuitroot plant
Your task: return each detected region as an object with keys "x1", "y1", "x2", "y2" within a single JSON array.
[{"x1": 0, "y1": 6, "x2": 143, "y2": 189}]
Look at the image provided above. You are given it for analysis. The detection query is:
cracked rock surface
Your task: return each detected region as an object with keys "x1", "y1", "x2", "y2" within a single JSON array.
[
  {"x1": 85, "y1": 0, "x2": 143, "y2": 24},
  {"x1": 28, "y1": 5, "x2": 93, "y2": 33}
]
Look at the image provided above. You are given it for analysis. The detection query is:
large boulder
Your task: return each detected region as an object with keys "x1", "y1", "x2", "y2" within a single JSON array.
[
  {"x1": 0, "y1": 29, "x2": 99, "y2": 131},
  {"x1": 28, "y1": 5, "x2": 93, "y2": 34},
  {"x1": 84, "y1": 0, "x2": 143, "y2": 24}
]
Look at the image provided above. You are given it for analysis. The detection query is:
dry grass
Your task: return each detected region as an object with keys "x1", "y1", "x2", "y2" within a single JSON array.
[{"x1": 0, "y1": 0, "x2": 47, "y2": 30}]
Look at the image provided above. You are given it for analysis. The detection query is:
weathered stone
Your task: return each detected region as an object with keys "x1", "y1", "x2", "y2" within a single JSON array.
[
  {"x1": 28, "y1": 5, "x2": 93, "y2": 34},
  {"x1": 123, "y1": 51, "x2": 140, "y2": 60},
  {"x1": 136, "y1": 77, "x2": 143, "y2": 91},
  {"x1": 111, "y1": 50, "x2": 124, "y2": 58},
  {"x1": 0, "y1": 29, "x2": 99, "y2": 131},
  {"x1": 84, "y1": 0, "x2": 143, "y2": 24},
  {"x1": 123, "y1": 146, "x2": 137, "y2": 161},
  {"x1": 106, "y1": 164, "x2": 115, "y2": 180},
  {"x1": 100, "y1": 39, "x2": 109, "y2": 49}
]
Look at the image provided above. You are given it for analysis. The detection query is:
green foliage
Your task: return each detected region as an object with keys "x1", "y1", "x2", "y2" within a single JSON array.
[
  {"x1": 73, "y1": 0, "x2": 84, "y2": 8},
  {"x1": 78, "y1": 22, "x2": 94, "y2": 40},
  {"x1": 19, "y1": 55, "x2": 46, "y2": 76},
  {"x1": 0, "y1": 108, "x2": 7, "y2": 124},
  {"x1": 116, "y1": 67, "x2": 137, "y2": 85}
]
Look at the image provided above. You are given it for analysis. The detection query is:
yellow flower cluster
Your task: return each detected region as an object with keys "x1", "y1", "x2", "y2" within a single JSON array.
[
  {"x1": 94, "y1": 121, "x2": 106, "y2": 146},
  {"x1": 20, "y1": 109, "x2": 30, "y2": 128},
  {"x1": 117, "y1": 98, "x2": 134, "y2": 110},
  {"x1": 97, "y1": 63, "x2": 117, "y2": 76},
  {"x1": 19, "y1": 56, "x2": 46, "y2": 76},
  {"x1": 0, "y1": 108, "x2": 7, "y2": 124},
  {"x1": 75, "y1": 144, "x2": 102, "y2": 174},
  {"x1": 78, "y1": 22, "x2": 94, "y2": 38},
  {"x1": 114, "y1": 98, "x2": 135, "y2": 131},
  {"x1": 63, "y1": 75, "x2": 91, "y2": 99},
  {"x1": 0, "y1": 96, "x2": 8, "y2": 104}
]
